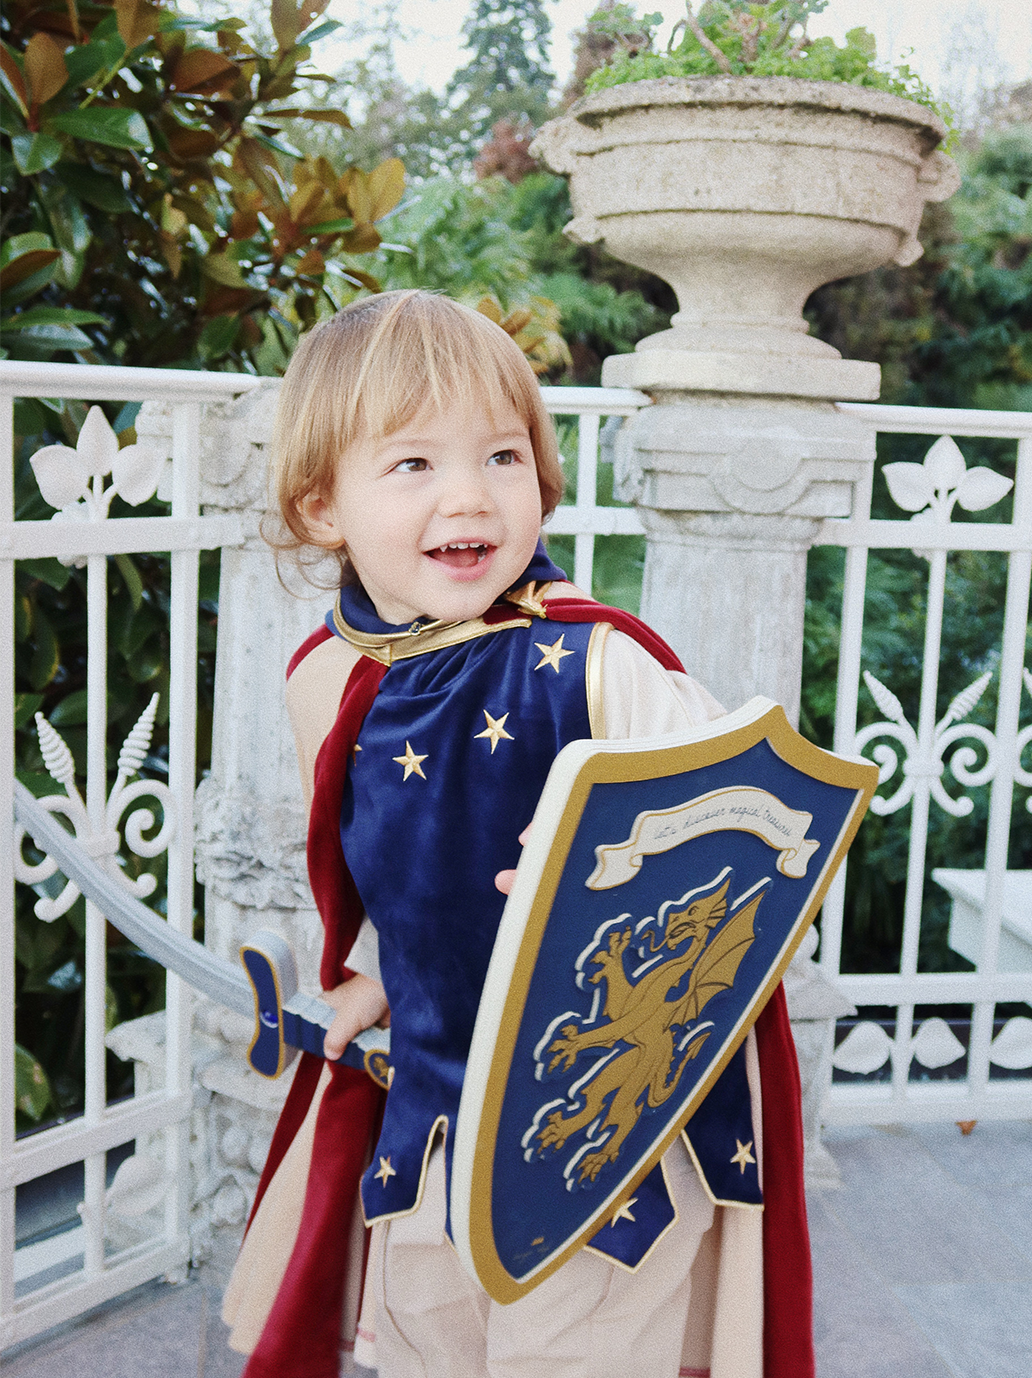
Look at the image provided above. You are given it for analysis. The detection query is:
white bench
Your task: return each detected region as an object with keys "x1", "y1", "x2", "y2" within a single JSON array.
[{"x1": 932, "y1": 869, "x2": 1032, "y2": 972}]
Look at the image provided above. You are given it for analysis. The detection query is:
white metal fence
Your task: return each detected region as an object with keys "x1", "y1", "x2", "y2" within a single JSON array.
[
  {"x1": 2, "y1": 363, "x2": 1030, "y2": 1347},
  {"x1": 1, "y1": 363, "x2": 256, "y2": 1349}
]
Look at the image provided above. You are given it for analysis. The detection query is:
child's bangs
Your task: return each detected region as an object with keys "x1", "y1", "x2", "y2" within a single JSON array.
[{"x1": 352, "y1": 302, "x2": 538, "y2": 442}]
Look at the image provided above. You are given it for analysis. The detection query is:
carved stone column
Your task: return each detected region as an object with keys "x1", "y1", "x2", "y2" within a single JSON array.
[
  {"x1": 134, "y1": 379, "x2": 323, "y2": 1269},
  {"x1": 613, "y1": 397, "x2": 873, "y2": 722}
]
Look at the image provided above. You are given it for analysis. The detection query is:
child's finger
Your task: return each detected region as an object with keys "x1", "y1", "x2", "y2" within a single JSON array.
[{"x1": 494, "y1": 867, "x2": 517, "y2": 895}]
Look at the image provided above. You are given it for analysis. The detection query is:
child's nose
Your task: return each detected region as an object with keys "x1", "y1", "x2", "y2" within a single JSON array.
[{"x1": 438, "y1": 465, "x2": 492, "y2": 516}]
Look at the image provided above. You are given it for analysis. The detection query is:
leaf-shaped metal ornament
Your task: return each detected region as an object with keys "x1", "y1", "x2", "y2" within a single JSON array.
[
  {"x1": 911, "y1": 1016, "x2": 965, "y2": 1070},
  {"x1": 110, "y1": 443, "x2": 164, "y2": 506},
  {"x1": 832, "y1": 1021, "x2": 892, "y2": 1075},
  {"x1": 882, "y1": 461, "x2": 933, "y2": 513},
  {"x1": 955, "y1": 466, "x2": 1014, "y2": 513},
  {"x1": 937, "y1": 670, "x2": 992, "y2": 735},
  {"x1": 863, "y1": 670, "x2": 906, "y2": 726},
  {"x1": 116, "y1": 693, "x2": 159, "y2": 777},
  {"x1": 78, "y1": 405, "x2": 119, "y2": 479},
  {"x1": 922, "y1": 435, "x2": 967, "y2": 493},
  {"x1": 29, "y1": 443, "x2": 89, "y2": 509}
]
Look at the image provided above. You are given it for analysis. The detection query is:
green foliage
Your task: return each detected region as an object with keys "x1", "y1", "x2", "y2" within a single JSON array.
[
  {"x1": 375, "y1": 171, "x2": 668, "y2": 381},
  {"x1": 0, "y1": 0, "x2": 405, "y2": 371},
  {"x1": 582, "y1": 2, "x2": 948, "y2": 125},
  {"x1": 446, "y1": 0, "x2": 554, "y2": 145}
]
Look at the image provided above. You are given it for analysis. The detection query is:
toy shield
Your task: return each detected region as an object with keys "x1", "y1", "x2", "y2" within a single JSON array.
[{"x1": 450, "y1": 697, "x2": 877, "y2": 1304}]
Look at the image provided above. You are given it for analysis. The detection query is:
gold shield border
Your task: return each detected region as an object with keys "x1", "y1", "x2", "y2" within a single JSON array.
[{"x1": 465, "y1": 701, "x2": 878, "y2": 1303}]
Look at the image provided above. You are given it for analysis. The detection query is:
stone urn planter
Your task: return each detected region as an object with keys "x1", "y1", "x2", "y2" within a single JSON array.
[{"x1": 532, "y1": 76, "x2": 959, "y2": 400}]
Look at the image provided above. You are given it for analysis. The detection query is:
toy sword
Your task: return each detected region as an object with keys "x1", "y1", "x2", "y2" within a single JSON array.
[{"x1": 13, "y1": 781, "x2": 391, "y2": 1087}]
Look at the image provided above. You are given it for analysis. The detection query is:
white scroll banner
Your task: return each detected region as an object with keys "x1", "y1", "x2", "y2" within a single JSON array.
[{"x1": 586, "y1": 787, "x2": 820, "y2": 890}]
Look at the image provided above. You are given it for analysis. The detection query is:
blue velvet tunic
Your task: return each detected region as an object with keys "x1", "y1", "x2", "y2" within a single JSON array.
[{"x1": 332, "y1": 550, "x2": 761, "y2": 1264}]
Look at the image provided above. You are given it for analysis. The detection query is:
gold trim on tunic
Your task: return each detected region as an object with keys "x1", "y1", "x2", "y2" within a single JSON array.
[
  {"x1": 585, "y1": 621, "x2": 611, "y2": 739},
  {"x1": 331, "y1": 582, "x2": 554, "y2": 664}
]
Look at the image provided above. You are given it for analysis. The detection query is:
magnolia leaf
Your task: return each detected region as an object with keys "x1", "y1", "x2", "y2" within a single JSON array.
[
  {"x1": 344, "y1": 167, "x2": 372, "y2": 224},
  {"x1": 49, "y1": 107, "x2": 152, "y2": 151},
  {"x1": 24, "y1": 32, "x2": 69, "y2": 106},
  {"x1": 289, "y1": 179, "x2": 324, "y2": 223},
  {"x1": 367, "y1": 156, "x2": 405, "y2": 222},
  {"x1": 78, "y1": 405, "x2": 119, "y2": 478},
  {"x1": 115, "y1": 0, "x2": 160, "y2": 51},
  {"x1": 169, "y1": 47, "x2": 238, "y2": 92},
  {"x1": 922, "y1": 434, "x2": 967, "y2": 491},
  {"x1": 5, "y1": 306, "x2": 107, "y2": 328},
  {"x1": 15, "y1": 1044, "x2": 52, "y2": 1121},
  {"x1": 202, "y1": 253, "x2": 247, "y2": 288},
  {"x1": 275, "y1": 106, "x2": 351, "y2": 126},
  {"x1": 0, "y1": 45, "x2": 29, "y2": 117},
  {"x1": 111, "y1": 443, "x2": 163, "y2": 505},
  {"x1": 30, "y1": 443, "x2": 89, "y2": 509},
  {"x1": 270, "y1": 0, "x2": 300, "y2": 50},
  {"x1": 882, "y1": 461, "x2": 934, "y2": 513},
  {"x1": 338, "y1": 224, "x2": 381, "y2": 254},
  {"x1": 165, "y1": 126, "x2": 220, "y2": 161},
  {"x1": 955, "y1": 466, "x2": 1013, "y2": 513},
  {"x1": 11, "y1": 133, "x2": 63, "y2": 175},
  {"x1": 0, "y1": 247, "x2": 60, "y2": 292},
  {"x1": 2, "y1": 322, "x2": 94, "y2": 350},
  {"x1": 476, "y1": 296, "x2": 502, "y2": 324}
]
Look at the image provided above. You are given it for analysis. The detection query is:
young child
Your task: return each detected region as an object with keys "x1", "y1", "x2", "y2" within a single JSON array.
[{"x1": 221, "y1": 291, "x2": 813, "y2": 1378}]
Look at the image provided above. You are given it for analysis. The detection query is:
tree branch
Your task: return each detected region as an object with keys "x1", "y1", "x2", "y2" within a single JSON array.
[{"x1": 685, "y1": 2, "x2": 733, "y2": 73}]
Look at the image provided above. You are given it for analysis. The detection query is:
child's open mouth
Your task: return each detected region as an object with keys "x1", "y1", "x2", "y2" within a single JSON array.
[{"x1": 428, "y1": 543, "x2": 491, "y2": 570}]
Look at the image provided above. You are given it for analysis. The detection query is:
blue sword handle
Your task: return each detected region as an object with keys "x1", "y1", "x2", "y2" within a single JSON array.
[{"x1": 240, "y1": 930, "x2": 392, "y2": 1088}]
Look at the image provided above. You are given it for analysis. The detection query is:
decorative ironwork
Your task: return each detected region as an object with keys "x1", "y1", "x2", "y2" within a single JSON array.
[
  {"x1": 28, "y1": 405, "x2": 165, "y2": 566},
  {"x1": 856, "y1": 669, "x2": 997, "y2": 817},
  {"x1": 15, "y1": 694, "x2": 174, "y2": 921}
]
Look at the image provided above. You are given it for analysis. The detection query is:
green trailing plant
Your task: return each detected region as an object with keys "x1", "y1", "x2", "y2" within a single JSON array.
[{"x1": 582, "y1": 1, "x2": 949, "y2": 127}]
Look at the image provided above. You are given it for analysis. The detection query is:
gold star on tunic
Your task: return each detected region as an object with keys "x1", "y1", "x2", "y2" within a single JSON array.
[
  {"x1": 610, "y1": 1197, "x2": 637, "y2": 1226},
  {"x1": 730, "y1": 1139, "x2": 756, "y2": 1174},
  {"x1": 374, "y1": 1156, "x2": 396, "y2": 1185},
  {"x1": 474, "y1": 710, "x2": 514, "y2": 753},
  {"x1": 393, "y1": 741, "x2": 428, "y2": 781},
  {"x1": 534, "y1": 635, "x2": 575, "y2": 673}
]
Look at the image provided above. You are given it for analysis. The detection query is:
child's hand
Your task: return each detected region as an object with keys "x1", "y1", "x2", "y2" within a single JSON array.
[
  {"x1": 321, "y1": 974, "x2": 390, "y2": 1061},
  {"x1": 494, "y1": 824, "x2": 532, "y2": 896}
]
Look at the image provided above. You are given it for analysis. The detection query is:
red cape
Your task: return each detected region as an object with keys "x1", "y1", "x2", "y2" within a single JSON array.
[{"x1": 242, "y1": 603, "x2": 814, "y2": 1378}]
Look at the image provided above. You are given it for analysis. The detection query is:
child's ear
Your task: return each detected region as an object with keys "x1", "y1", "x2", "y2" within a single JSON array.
[{"x1": 296, "y1": 492, "x2": 342, "y2": 548}]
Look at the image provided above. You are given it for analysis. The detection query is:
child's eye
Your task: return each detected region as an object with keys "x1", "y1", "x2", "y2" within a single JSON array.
[
  {"x1": 488, "y1": 449, "x2": 518, "y2": 466},
  {"x1": 392, "y1": 457, "x2": 427, "y2": 473}
]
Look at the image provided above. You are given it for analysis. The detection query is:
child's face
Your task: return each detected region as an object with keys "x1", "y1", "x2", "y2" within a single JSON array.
[{"x1": 302, "y1": 398, "x2": 544, "y2": 625}]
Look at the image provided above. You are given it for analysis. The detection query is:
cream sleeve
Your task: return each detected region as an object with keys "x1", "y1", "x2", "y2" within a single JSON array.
[{"x1": 597, "y1": 626, "x2": 725, "y2": 739}]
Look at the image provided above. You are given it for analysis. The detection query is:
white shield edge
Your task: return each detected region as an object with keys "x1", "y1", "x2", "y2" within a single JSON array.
[{"x1": 449, "y1": 695, "x2": 783, "y2": 1295}]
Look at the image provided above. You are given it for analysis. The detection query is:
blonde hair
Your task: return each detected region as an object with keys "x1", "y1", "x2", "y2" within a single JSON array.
[{"x1": 267, "y1": 290, "x2": 564, "y2": 585}]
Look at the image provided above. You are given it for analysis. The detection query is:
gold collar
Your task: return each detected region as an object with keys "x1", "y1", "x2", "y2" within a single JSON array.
[{"x1": 331, "y1": 581, "x2": 553, "y2": 665}]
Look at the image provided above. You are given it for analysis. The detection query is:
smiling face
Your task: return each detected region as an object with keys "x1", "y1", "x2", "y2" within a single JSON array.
[{"x1": 298, "y1": 398, "x2": 545, "y2": 626}]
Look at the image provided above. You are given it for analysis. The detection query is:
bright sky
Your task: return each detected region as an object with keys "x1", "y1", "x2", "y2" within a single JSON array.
[{"x1": 320, "y1": 0, "x2": 1032, "y2": 120}]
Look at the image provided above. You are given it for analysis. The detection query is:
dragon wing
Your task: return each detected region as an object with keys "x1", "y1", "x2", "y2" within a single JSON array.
[{"x1": 672, "y1": 892, "x2": 763, "y2": 1025}]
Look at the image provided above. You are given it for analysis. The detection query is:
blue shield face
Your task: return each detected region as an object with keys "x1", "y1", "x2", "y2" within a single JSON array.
[{"x1": 451, "y1": 700, "x2": 876, "y2": 1303}]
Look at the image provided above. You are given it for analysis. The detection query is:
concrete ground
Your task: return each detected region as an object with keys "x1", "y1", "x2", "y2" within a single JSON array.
[{"x1": 4, "y1": 1120, "x2": 1031, "y2": 1378}]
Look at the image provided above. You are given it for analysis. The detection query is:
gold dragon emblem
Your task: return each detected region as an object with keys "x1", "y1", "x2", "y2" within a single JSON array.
[{"x1": 528, "y1": 869, "x2": 766, "y2": 1184}]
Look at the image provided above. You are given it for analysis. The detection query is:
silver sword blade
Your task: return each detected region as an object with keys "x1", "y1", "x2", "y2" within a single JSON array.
[
  {"x1": 12, "y1": 782, "x2": 390, "y2": 1081},
  {"x1": 14, "y1": 780, "x2": 254, "y2": 1016}
]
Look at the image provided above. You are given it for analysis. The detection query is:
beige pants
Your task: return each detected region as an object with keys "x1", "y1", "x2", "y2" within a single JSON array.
[{"x1": 358, "y1": 1141, "x2": 732, "y2": 1378}]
